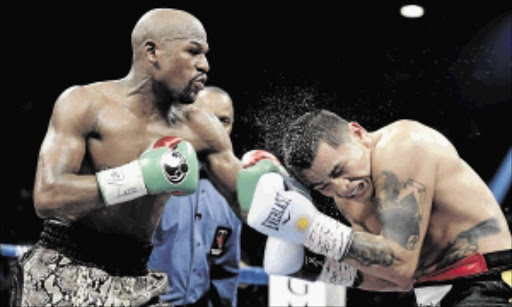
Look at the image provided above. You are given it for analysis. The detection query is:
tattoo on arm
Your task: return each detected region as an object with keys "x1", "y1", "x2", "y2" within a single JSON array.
[
  {"x1": 345, "y1": 232, "x2": 395, "y2": 267},
  {"x1": 436, "y1": 217, "x2": 501, "y2": 269},
  {"x1": 374, "y1": 171, "x2": 426, "y2": 250}
]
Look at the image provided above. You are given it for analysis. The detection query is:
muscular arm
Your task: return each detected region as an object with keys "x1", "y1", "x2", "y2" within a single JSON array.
[
  {"x1": 205, "y1": 150, "x2": 243, "y2": 218},
  {"x1": 185, "y1": 106, "x2": 244, "y2": 219},
  {"x1": 343, "y1": 138, "x2": 436, "y2": 289},
  {"x1": 34, "y1": 86, "x2": 103, "y2": 218},
  {"x1": 347, "y1": 220, "x2": 412, "y2": 291},
  {"x1": 356, "y1": 271, "x2": 413, "y2": 292}
]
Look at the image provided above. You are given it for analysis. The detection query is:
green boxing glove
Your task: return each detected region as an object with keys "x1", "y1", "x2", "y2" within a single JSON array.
[
  {"x1": 96, "y1": 136, "x2": 199, "y2": 206},
  {"x1": 237, "y1": 150, "x2": 311, "y2": 211}
]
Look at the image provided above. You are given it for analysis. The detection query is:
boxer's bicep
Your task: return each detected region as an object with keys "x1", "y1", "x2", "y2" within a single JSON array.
[
  {"x1": 373, "y1": 170, "x2": 431, "y2": 252},
  {"x1": 34, "y1": 87, "x2": 101, "y2": 217},
  {"x1": 39, "y1": 92, "x2": 88, "y2": 175},
  {"x1": 375, "y1": 144, "x2": 435, "y2": 270}
]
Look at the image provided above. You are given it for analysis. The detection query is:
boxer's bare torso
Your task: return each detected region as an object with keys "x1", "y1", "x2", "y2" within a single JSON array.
[
  {"x1": 20, "y1": 8, "x2": 243, "y2": 307},
  {"x1": 34, "y1": 79, "x2": 235, "y2": 243},
  {"x1": 333, "y1": 121, "x2": 511, "y2": 280}
]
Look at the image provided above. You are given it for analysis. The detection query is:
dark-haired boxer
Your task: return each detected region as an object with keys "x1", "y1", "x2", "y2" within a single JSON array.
[
  {"x1": 242, "y1": 110, "x2": 511, "y2": 306},
  {"x1": 10, "y1": 8, "x2": 241, "y2": 306}
]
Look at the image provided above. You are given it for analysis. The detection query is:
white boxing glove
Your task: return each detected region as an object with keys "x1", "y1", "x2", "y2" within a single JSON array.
[
  {"x1": 247, "y1": 173, "x2": 318, "y2": 244},
  {"x1": 264, "y1": 236, "x2": 359, "y2": 286},
  {"x1": 264, "y1": 237, "x2": 304, "y2": 275},
  {"x1": 247, "y1": 172, "x2": 354, "y2": 261}
]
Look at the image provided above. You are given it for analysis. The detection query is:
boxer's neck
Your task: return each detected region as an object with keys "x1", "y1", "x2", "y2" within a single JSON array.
[{"x1": 120, "y1": 69, "x2": 176, "y2": 121}]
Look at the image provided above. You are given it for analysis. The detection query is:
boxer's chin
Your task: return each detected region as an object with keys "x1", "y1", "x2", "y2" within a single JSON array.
[
  {"x1": 183, "y1": 95, "x2": 196, "y2": 104},
  {"x1": 180, "y1": 84, "x2": 201, "y2": 104},
  {"x1": 178, "y1": 90, "x2": 196, "y2": 104}
]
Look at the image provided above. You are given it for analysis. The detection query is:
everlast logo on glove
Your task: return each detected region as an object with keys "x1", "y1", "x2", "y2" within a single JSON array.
[
  {"x1": 210, "y1": 227, "x2": 232, "y2": 256},
  {"x1": 261, "y1": 192, "x2": 292, "y2": 231}
]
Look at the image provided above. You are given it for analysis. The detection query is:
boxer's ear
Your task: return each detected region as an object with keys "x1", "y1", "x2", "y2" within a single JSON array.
[
  {"x1": 349, "y1": 122, "x2": 371, "y2": 147},
  {"x1": 144, "y1": 40, "x2": 157, "y2": 64},
  {"x1": 348, "y1": 122, "x2": 366, "y2": 135}
]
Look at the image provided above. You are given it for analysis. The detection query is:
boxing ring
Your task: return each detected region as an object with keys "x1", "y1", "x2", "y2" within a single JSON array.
[{"x1": 2, "y1": 147, "x2": 511, "y2": 304}]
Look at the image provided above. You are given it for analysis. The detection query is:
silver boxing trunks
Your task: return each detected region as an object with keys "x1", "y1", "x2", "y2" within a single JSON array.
[{"x1": 10, "y1": 218, "x2": 170, "y2": 306}]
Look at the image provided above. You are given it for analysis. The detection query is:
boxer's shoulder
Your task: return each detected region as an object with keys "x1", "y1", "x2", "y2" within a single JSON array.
[
  {"x1": 60, "y1": 81, "x2": 127, "y2": 107},
  {"x1": 54, "y1": 83, "x2": 108, "y2": 116},
  {"x1": 377, "y1": 120, "x2": 437, "y2": 150},
  {"x1": 183, "y1": 104, "x2": 232, "y2": 151},
  {"x1": 388, "y1": 120, "x2": 456, "y2": 158},
  {"x1": 52, "y1": 82, "x2": 126, "y2": 134},
  {"x1": 386, "y1": 119, "x2": 428, "y2": 137},
  {"x1": 182, "y1": 104, "x2": 215, "y2": 124},
  {"x1": 373, "y1": 120, "x2": 441, "y2": 169}
]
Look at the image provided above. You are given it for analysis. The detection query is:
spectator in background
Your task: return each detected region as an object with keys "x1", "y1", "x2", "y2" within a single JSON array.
[{"x1": 149, "y1": 86, "x2": 242, "y2": 307}]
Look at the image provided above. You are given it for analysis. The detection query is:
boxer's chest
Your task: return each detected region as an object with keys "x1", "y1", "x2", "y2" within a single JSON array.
[{"x1": 85, "y1": 104, "x2": 197, "y2": 171}]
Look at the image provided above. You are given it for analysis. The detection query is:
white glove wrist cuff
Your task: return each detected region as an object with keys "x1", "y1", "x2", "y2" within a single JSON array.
[
  {"x1": 96, "y1": 160, "x2": 148, "y2": 206},
  {"x1": 317, "y1": 257, "x2": 357, "y2": 287},
  {"x1": 304, "y1": 214, "x2": 353, "y2": 261}
]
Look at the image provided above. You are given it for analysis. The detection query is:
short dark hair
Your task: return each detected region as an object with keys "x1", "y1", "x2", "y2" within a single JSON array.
[{"x1": 283, "y1": 109, "x2": 350, "y2": 180}]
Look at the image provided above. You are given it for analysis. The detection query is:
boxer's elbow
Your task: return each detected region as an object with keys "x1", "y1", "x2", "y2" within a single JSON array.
[
  {"x1": 391, "y1": 256, "x2": 417, "y2": 290},
  {"x1": 35, "y1": 207, "x2": 54, "y2": 219},
  {"x1": 33, "y1": 183, "x2": 66, "y2": 218},
  {"x1": 379, "y1": 271, "x2": 414, "y2": 292},
  {"x1": 34, "y1": 192, "x2": 56, "y2": 219},
  {"x1": 392, "y1": 274, "x2": 415, "y2": 292}
]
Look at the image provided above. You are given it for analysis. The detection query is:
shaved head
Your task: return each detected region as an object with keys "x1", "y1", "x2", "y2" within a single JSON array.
[
  {"x1": 127, "y1": 8, "x2": 210, "y2": 104},
  {"x1": 131, "y1": 8, "x2": 207, "y2": 60}
]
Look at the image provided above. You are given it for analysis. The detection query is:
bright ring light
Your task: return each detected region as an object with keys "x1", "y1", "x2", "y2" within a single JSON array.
[{"x1": 400, "y1": 4, "x2": 424, "y2": 18}]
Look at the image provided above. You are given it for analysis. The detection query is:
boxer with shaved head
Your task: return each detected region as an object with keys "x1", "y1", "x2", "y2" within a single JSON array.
[{"x1": 10, "y1": 9, "x2": 242, "y2": 306}]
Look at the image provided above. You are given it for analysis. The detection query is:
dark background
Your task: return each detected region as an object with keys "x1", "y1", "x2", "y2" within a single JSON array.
[{"x1": 1, "y1": 2, "x2": 511, "y2": 306}]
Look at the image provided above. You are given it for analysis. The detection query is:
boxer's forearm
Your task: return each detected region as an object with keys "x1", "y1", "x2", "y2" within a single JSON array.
[
  {"x1": 343, "y1": 232, "x2": 416, "y2": 289},
  {"x1": 339, "y1": 224, "x2": 413, "y2": 291},
  {"x1": 34, "y1": 172, "x2": 104, "y2": 218},
  {"x1": 205, "y1": 150, "x2": 244, "y2": 219},
  {"x1": 206, "y1": 150, "x2": 241, "y2": 192}
]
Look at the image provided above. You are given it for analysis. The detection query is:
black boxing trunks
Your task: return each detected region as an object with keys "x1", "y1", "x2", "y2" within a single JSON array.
[
  {"x1": 10, "y1": 218, "x2": 169, "y2": 306},
  {"x1": 414, "y1": 249, "x2": 512, "y2": 306}
]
